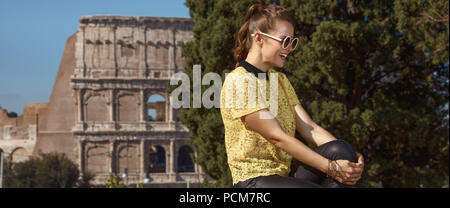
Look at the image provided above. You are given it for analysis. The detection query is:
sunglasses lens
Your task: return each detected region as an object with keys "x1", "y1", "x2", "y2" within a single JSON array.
[
  {"x1": 291, "y1": 38, "x2": 299, "y2": 50},
  {"x1": 282, "y1": 37, "x2": 291, "y2": 49}
]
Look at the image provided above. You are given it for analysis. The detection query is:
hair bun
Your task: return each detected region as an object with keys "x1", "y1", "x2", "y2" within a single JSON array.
[{"x1": 245, "y1": 4, "x2": 264, "y2": 21}]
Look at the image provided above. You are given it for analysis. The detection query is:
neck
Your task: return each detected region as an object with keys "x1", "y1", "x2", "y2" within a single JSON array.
[{"x1": 245, "y1": 52, "x2": 271, "y2": 72}]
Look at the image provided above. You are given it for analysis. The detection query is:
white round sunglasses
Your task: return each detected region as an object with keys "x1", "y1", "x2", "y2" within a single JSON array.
[{"x1": 251, "y1": 31, "x2": 299, "y2": 50}]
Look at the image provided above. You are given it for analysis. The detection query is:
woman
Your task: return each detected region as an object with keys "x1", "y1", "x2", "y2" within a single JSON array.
[{"x1": 220, "y1": 4, "x2": 364, "y2": 188}]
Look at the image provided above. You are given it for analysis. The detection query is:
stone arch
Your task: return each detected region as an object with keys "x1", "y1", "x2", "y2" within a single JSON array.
[
  {"x1": 146, "y1": 92, "x2": 166, "y2": 122},
  {"x1": 86, "y1": 144, "x2": 108, "y2": 175},
  {"x1": 117, "y1": 142, "x2": 139, "y2": 175},
  {"x1": 84, "y1": 92, "x2": 108, "y2": 121},
  {"x1": 117, "y1": 92, "x2": 139, "y2": 122},
  {"x1": 148, "y1": 145, "x2": 166, "y2": 173},
  {"x1": 10, "y1": 147, "x2": 30, "y2": 163},
  {"x1": 83, "y1": 90, "x2": 110, "y2": 105},
  {"x1": 177, "y1": 145, "x2": 194, "y2": 172}
]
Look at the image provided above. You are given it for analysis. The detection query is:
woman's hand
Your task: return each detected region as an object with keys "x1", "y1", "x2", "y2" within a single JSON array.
[
  {"x1": 331, "y1": 154, "x2": 364, "y2": 185},
  {"x1": 351, "y1": 152, "x2": 365, "y2": 183},
  {"x1": 355, "y1": 152, "x2": 365, "y2": 171}
]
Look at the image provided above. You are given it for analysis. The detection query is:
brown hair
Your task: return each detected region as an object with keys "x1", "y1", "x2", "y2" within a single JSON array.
[{"x1": 234, "y1": 4, "x2": 295, "y2": 67}]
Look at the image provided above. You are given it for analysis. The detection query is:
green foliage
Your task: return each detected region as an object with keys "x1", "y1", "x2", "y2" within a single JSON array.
[
  {"x1": 177, "y1": 0, "x2": 449, "y2": 187},
  {"x1": 6, "y1": 111, "x2": 18, "y2": 118},
  {"x1": 105, "y1": 173, "x2": 127, "y2": 188},
  {"x1": 283, "y1": 0, "x2": 449, "y2": 188},
  {"x1": 3, "y1": 153, "x2": 92, "y2": 188},
  {"x1": 0, "y1": 106, "x2": 18, "y2": 117},
  {"x1": 77, "y1": 171, "x2": 96, "y2": 188}
]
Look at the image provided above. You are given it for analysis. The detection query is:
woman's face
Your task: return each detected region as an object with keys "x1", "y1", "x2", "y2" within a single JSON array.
[{"x1": 260, "y1": 19, "x2": 294, "y2": 68}]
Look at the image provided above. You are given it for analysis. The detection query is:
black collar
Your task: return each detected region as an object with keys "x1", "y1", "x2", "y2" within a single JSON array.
[{"x1": 239, "y1": 61, "x2": 267, "y2": 79}]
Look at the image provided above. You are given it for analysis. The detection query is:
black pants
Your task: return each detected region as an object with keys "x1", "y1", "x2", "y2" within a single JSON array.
[{"x1": 233, "y1": 140, "x2": 357, "y2": 188}]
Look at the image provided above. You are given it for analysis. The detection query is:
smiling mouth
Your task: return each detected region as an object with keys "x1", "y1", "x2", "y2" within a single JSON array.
[{"x1": 280, "y1": 53, "x2": 288, "y2": 60}]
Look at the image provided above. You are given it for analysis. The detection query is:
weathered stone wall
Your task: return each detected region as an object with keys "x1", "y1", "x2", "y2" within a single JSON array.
[
  {"x1": 21, "y1": 103, "x2": 48, "y2": 127},
  {"x1": 0, "y1": 103, "x2": 46, "y2": 162},
  {"x1": 32, "y1": 33, "x2": 78, "y2": 161},
  {"x1": 1, "y1": 16, "x2": 206, "y2": 187},
  {"x1": 0, "y1": 107, "x2": 16, "y2": 126},
  {"x1": 73, "y1": 16, "x2": 194, "y2": 79}
]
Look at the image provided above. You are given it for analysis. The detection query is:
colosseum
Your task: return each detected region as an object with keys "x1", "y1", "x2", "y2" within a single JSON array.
[{"x1": 0, "y1": 15, "x2": 208, "y2": 187}]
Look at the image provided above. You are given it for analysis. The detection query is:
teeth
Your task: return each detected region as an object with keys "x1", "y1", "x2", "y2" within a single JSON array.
[{"x1": 280, "y1": 53, "x2": 287, "y2": 58}]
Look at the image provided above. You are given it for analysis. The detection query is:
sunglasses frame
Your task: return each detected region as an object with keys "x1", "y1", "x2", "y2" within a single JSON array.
[{"x1": 251, "y1": 31, "x2": 299, "y2": 50}]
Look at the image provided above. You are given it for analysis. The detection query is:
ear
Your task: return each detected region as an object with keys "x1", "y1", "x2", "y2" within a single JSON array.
[{"x1": 253, "y1": 33, "x2": 264, "y2": 47}]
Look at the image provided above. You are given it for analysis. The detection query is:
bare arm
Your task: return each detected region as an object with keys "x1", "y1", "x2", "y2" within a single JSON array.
[
  {"x1": 243, "y1": 109, "x2": 364, "y2": 185},
  {"x1": 293, "y1": 104, "x2": 365, "y2": 185},
  {"x1": 293, "y1": 104, "x2": 337, "y2": 147},
  {"x1": 243, "y1": 109, "x2": 329, "y2": 174}
]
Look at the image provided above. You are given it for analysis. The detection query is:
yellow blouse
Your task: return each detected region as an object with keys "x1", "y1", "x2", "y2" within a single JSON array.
[{"x1": 220, "y1": 65, "x2": 301, "y2": 185}]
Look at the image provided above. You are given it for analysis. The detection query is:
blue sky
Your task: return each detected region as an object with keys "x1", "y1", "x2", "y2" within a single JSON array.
[{"x1": 0, "y1": 0, "x2": 190, "y2": 115}]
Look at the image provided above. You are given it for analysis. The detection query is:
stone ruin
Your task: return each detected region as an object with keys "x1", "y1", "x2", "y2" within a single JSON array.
[{"x1": 0, "y1": 16, "x2": 209, "y2": 187}]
